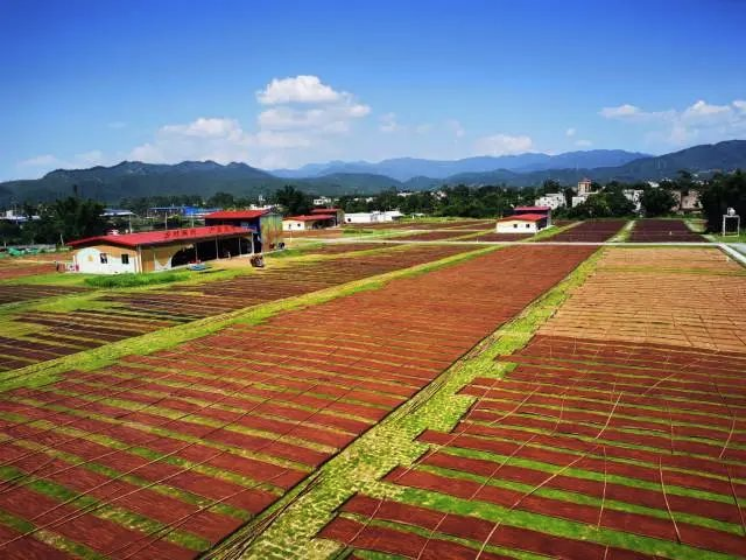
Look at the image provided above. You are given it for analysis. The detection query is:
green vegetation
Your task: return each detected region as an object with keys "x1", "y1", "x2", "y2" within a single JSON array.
[
  {"x1": 83, "y1": 270, "x2": 191, "y2": 288},
  {"x1": 699, "y1": 170, "x2": 746, "y2": 233}
]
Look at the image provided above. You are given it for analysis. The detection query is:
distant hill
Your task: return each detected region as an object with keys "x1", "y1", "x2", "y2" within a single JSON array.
[
  {"x1": 1, "y1": 140, "x2": 743, "y2": 204},
  {"x1": 272, "y1": 149, "x2": 651, "y2": 181}
]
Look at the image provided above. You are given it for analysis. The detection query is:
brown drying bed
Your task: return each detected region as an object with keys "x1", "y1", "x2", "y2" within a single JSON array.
[
  {"x1": 318, "y1": 247, "x2": 746, "y2": 560},
  {"x1": 550, "y1": 219, "x2": 627, "y2": 242},
  {"x1": 0, "y1": 245, "x2": 594, "y2": 558},
  {"x1": 468, "y1": 232, "x2": 533, "y2": 242},
  {"x1": 298, "y1": 243, "x2": 391, "y2": 255},
  {"x1": 392, "y1": 231, "x2": 472, "y2": 241},
  {"x1": 0, "y1": 259, "x2": 55, "y2": 281},
  {"x1": 629, "y1": 219, "x2": 705, "y2": 242},
  {"x1": 0, "y1": 284, "x2": 88, "y2": 306},
  {"x1": 5, "y1": 245, "x2": 475, "y2": 371}
]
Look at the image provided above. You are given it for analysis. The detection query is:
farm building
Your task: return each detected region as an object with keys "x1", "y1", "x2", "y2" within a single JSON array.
[
  {"x1": 67, "y1": 225, "x2": 253, "y2": 274},
  {"x1": 513, "y1": 206, "x2": 552, "y2": 225},
  {"x1": 496, "y1": 213, "x2": 549, "y2": 234},
  {"x1": 283, "y1": 214, "x2": 337, "y2": 231},
  {"x1": 311, "y1": 207, "x2": 344, "y2": 225},
  {"x1": 204, "y1": 209, "x2": 284, "y2": 252},
  {"x1": 344, "y1": 210, "x2": 404, "y2": 224}
]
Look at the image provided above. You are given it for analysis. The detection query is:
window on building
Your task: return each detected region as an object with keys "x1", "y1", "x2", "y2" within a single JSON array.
[
  {"x1": 121, "y1": 254, "x2": 130, "y2": 265},
  {"x1": 526, "y1": 224, "x2": 531, "y2": 228},
  {"x1": 100, "y1": 253, "x2": 108, "y2": 264},
  {"x1": 513, "y1": 223, "x2": 518, "y2": 229}
]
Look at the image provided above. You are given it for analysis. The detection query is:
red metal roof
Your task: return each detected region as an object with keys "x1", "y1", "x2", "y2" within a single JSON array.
[
  {"x1": 204, "y1": 210, "x2": 269, "y2": 220},
  {"x1": 68, "y1": 225, "x2": 251, "y2": 248},
  {"x1": 311, "y1": 208, "x2": 341, "y2": 213},
  {"x1": 284, "y1": 214, "x2": 336, "y2": 222},
  {"x1": 514, "y1": 206, "x2": 551, "y2": 212},
  {"x1": 497, "y1": 214, "x2": 547, "y2": 223}
]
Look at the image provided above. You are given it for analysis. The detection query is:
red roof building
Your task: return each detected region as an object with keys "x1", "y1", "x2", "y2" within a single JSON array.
[
  {"x1": 282, "y1": 214, "x2": 338, "y2": 232},
  {"x1": 68, "y1": 225, "x2": 255, "y2": 274},
  {"x1": 496, "y1": 213, "x2": 549, "y2": 234}
]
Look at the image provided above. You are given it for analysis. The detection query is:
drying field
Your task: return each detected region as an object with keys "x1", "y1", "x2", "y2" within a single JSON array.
[
  {"x1": 0, "y1": 245, "x2": 476, "y2": 372},
  {"x1": 551, "y1": 219, "x2": 627, "y2": 242},
  {"x1": 393, "y1": 231, "x2": 474, "y2": 241},
  {"x1": 292, "y1": 243, "x2": 391, "y2": 256},
  {"x1": 344, "y1": 220, "x2": 493, "y2": 231},
  {"x1": 468, "y1": 232, "x2": 534, "y2": 242},
  {"x1": 0, "y1": 259, "x2": 56, "y2": 282},
  {"x1": 320, "y1": 247, "x2": 746, "y2": 560},
  {"x1": 629, "y1": 219, "x2": 705, "y2": 243},
  {"x1": 0, "y1": 284, "x2": 89, "y2": 306},
  {"x1": 0, "y1": 245, "x2": 596, "y2": 559}
]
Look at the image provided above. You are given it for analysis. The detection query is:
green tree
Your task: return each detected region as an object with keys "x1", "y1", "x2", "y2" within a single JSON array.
[
  {"x1": 699, "y1": 170, "x2": 746, "y2": 232},
  {"x1": 32, "y1": 197, "x2": 107, "y2": 245},
  {"x1": 640, "y1": 188, "x2": 676, "y2": 217},
  {"x1": 271, "y1": 186, "x2": 313, "y2": 216},
  {"x1": 207, "y1": 191, "x2": 236, "y2": 208}
]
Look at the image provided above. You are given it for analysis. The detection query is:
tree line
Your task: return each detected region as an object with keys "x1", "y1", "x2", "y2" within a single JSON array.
[{"x1": 2, "y1": 170, "x2": 743, "y2": 246}]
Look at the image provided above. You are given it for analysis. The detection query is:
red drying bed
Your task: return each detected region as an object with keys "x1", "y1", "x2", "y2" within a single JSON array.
[
  {"x1": 551, "y1": 220, "x2": 627, "y2": 242},
  {"x1": 629, "y1": 219, "x2": 705, "y2": 242}
]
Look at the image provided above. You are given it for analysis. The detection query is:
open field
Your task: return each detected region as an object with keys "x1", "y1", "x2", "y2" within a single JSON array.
[
  {"x1": 0, "y1": 245, "x2": 597, "y2": 559},
  {"x1": 550, "y1": 219, "x2": 627, "y2": 242},
  {"x1": 317, "y1": 247, "x2": 745, "y2": 560},
  {"x1": 0, "y1": 228, "x2": 743, "y2": 560},
  {"x1": 0, "y1": 245, "x2": 478, "y2": 372},
  {"x1": 630, "y1": 219, "x2": 706, "y2": 243}
]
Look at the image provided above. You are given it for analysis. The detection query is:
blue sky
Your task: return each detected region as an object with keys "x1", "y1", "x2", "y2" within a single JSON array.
[{"x1": 1, "y1": 0, "x2": 744, "y2": 180}]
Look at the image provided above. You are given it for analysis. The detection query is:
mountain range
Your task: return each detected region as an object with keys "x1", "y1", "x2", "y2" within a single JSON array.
[
  {"x1": 272, "y1": 149, "x2": 651, "y2": 181},
  {"x1": 0, "y1": 140, "x2": 743, "y2": 205}
]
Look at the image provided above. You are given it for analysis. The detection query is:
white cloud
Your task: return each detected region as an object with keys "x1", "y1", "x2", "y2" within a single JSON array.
[
  {"x1": 107, "y1": 121, "x2": 127, "y2": 129},
  {"x1": 474, "y1": 133, "x2": 533, "y2": 156},
  {"x1": 599, "y1": 104, "x2": 641, "y2": 119},
  {"x1": 600, "y1": 98, "x2": 745, "y2": 147},
  {"x1": 574, "y1": 139, "x2": 593, "y2": 147},
  {"x1": 124, "y1": 76, "x2": 372, "y2": 168},
  {"x1": 565, "y1": 127, "x2": 576, "y2": 137},
  {"x1": 257, "y1": 75, "x2": 343, "y2": 105}
]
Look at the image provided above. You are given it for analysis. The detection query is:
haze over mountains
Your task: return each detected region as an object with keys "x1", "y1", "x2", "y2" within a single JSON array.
[
  {"x1": 0, "y1": 140, "x2": 743, "y2": 205},
  {"x1": 272, "y1": 149, "x2": 651, "y2": 181}
]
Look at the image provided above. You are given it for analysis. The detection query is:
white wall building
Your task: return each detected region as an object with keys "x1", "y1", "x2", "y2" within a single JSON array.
[
  {"x1": 313, "y1": 196, "x2": 333, "y2": 206},
  {"x1": 344, "y1": 210, "x2": 404, "y2": 224},
  {"x1": 495, "y1": 214, "x2": 549, "y2": 234},
  {"x1": 534, "y1": 193, "x2": 566, "y2": 210}
]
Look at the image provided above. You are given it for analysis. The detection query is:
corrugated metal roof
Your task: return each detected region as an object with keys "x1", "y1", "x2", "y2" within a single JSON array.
[
  {"x1": 205, "y1": 210, "x2": 269, "y2": 220},
  {"x1": 68, "y1": 225, "x2": 250, "y2": 248},
  {"x1": 514, "y1": 206, "x2": 551, "y2": 212},
  {"x1": 284, "y1": 214, "x2": 336, "y2": 222}
]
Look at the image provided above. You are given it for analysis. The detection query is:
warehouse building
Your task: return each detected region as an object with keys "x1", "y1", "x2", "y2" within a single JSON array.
[{"x1": 68, "y1": 225, "x2": 253, "y2": 274}]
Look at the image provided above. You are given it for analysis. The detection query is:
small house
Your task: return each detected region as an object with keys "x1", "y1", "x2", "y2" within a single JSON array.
[
  {"x1": 282, "y1": 214, "x2": 337, "y2": 231},
  {"x1": 496, "y1": 214, "x2": 549, "y2": 234}
]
